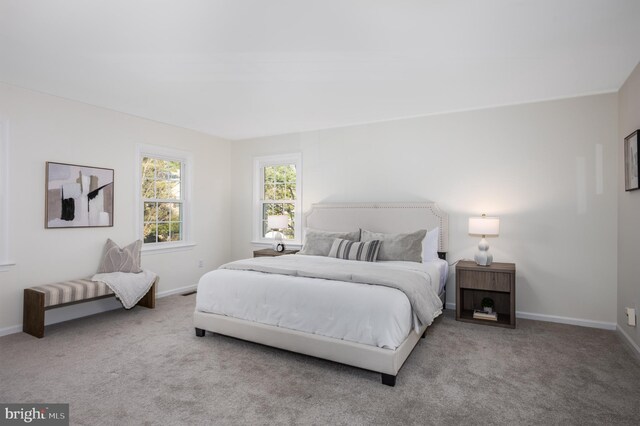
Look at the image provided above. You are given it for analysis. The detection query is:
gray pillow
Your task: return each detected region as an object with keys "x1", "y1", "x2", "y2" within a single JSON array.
[
  {"x1": 98, "y1": 239, "x2": 143, "y2": 273},
  {"x1": 360, "y1": 229, "x2": 427, "y2": 262},
  {"x1": 328, "y1": 238, "x2": 381, "y2": 262},
  {"x1": 298, "y1": 228, "x2": 360, "y2": 256}
]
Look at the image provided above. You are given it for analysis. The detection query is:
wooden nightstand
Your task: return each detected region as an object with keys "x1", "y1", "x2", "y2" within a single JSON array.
[
  {"x1": 456, "y1": 260, "x2": 516, "y2": 328},
  {"x1": 253, "y1": 248, "x2": 299, "y2": 258}
]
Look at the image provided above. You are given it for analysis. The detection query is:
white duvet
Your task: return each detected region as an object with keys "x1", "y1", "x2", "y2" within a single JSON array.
[{"x1": 195, "y1": 255, "x2": 445, "y2": 350}]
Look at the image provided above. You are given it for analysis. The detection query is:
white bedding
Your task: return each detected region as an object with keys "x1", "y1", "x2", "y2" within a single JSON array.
[
  {"x1": 195, "y1": 255, "x2": 444, "y2": 350},
  {"x1": 380, "y1": 258, "x2": 449, "y2": 294}
]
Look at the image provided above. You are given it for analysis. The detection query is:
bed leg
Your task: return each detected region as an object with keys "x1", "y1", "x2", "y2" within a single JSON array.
[
  {"x1": 381, "y1": 374, "x2": 396, "y2": 387},
  {"x1": 195, "y1": 328, "x2": 205, "y2": 337}
]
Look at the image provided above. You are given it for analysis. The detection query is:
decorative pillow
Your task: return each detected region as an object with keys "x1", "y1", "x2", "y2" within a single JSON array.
[
  {"x1": 97, "y1": 239, "x2": 143, "y2": 273},
  {"x1": 328, "y1": 238, "x2": 381, "y2": 262},
  {"x1": 360, "y1": 229, "x2": 427, "y2": 262},
  {"x1": 298, "y1": 228, "x2": 360, "y2": 256},
  {"x1": 422, "y1": 227, "x2": 440, "y2": 262}
]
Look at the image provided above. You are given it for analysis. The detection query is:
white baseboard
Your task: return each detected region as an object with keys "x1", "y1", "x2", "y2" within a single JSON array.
[
  {"x1": 0, "y1": 283, "x2": 198, "y2": 338},
  {"x1": 444, "y1": 303, "x2": 617, "y2": 330},
  {"x1": 157, "y1": 283, "x2": 197, "y2": 298},
  {"x1": 516, "y1": 311, "x2": 616, "y2": 330},
  {"x1": 0, "y1": 324, "x2": 21, "y2": 337},
  {"x1": 617, "y1": 324, "x2": 640, "y2": 358}
]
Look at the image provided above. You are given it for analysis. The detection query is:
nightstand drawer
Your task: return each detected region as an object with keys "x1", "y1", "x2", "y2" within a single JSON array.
[{"x1": 458, "y1": 270, "x2": 511, "y2": 292}]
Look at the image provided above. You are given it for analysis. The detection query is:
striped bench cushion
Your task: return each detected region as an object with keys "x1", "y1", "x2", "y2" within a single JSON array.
[{"x1": 30, "y1": 279, "x2": 114, "y2": 307}]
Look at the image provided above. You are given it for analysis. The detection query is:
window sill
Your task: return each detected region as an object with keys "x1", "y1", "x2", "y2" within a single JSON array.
[
  {"x1": 142, "y1": 242, "x2": 196, "y2": 255},
  {"x1": 0, "y1": 261, "x2": 16, "y2": 272}
]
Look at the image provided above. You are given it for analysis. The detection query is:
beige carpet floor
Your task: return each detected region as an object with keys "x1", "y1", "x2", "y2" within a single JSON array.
[{"x1": 1, "y1": 294, "x2": 640, "y2": 425}]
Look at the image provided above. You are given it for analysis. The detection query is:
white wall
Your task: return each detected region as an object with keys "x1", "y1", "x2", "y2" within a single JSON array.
[
  {"x1": 618, "y1": 63, "x2": 640, "y2": 349},
  {"x1": 0, "y1": 83, "x2": 232, "y2": 334},
  {"x1": 0, "y1": 83, "x2": 621, "y2": 334},
  {"x1": 231, "y1": 94, "x2": 619, "y2": 327}
]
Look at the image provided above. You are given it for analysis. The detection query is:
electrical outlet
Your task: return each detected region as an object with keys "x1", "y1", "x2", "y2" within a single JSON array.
[
  {"x1": 198, "y1": 260, "x2": 204, "y2": 268},
  {"x1": 626, "y1": 308, "x2": 636, "y2": 327}
]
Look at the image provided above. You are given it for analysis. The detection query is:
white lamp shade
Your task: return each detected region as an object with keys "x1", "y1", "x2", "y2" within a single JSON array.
[
  {"x1": 468, "y1": 216, "x2": 500, "y2": 236},
  {"x1": 267, "y1": 215, "x2": 289, "y2": 230}
]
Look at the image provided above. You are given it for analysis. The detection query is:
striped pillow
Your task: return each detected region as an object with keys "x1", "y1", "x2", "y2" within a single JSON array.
[{"x1": 328, "y1": 238, "x2": 381, "y2": 262}]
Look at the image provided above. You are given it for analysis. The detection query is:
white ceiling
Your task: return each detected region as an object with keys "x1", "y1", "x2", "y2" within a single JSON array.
[{"x1": 1, "y1": 1, "x2": 639, "y2": 140}]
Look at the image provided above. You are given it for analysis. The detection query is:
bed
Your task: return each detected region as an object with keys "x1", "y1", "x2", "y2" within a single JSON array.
[{"x1": 193, "y1": 202, "x2": 449, "y2": 386}]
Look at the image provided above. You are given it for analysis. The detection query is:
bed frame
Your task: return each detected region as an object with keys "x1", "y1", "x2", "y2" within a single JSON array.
[{"x1": 194, "y1": 202, "x2": 449, "y2": 386}]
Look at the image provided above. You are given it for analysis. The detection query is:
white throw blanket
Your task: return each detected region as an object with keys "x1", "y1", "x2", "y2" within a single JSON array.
[{"x1": 91, "y1": 270, "x2": 157, "y2": 309}]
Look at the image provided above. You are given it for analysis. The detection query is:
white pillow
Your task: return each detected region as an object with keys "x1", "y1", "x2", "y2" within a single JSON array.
[{"x1": 421, "y1": 227, "x2": 439, "y2": 262}]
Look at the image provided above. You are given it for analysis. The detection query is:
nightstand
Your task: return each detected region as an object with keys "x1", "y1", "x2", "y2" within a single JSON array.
[
  {"x1": 455, "y1": 260, "x2": 516, "y2": 328},
  {"x1": 253, "y1": 248, "x2": 299, "y2": 258}
]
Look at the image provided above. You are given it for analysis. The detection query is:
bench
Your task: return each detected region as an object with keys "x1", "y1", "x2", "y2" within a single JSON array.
[{"x1": 23, "y1": 277, "x2": 157, "y2": 338}]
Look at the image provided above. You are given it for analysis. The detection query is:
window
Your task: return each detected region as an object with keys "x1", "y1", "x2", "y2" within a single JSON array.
[
  {"x1": 254, "y1": 153, "x2": 302, "y2": 245},
  {"x1": 136, "y1": 145, "x2": 193, "y2": 251}
]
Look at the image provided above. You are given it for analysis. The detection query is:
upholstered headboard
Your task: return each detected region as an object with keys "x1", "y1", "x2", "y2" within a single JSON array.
[{"x1": 303, "y1": 202, "x2": 449, "y2": 254}]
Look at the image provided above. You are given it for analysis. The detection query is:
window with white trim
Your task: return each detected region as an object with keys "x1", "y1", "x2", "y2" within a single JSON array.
[
  {"x1": 137, "y1": 145, "x2": 192, "y2": 249},
  {"x1": 254, "y1": 153, "x2": 302, "y2": 245}
]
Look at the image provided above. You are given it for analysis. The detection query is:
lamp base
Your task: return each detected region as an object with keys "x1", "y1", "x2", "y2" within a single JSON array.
[
  {"x1": 272, "y1": 231, "x2": 284, "y2": 251},
  {"x1": 474, "y1": 252, "x2": 493, "y2": 266},
  {"x1": 474, "y1": 237, "x2": 493, "y2": 266}
]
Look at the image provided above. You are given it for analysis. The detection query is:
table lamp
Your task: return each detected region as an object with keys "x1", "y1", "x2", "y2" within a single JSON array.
[
  {"x1": 468, "y1": 214, "x2": 500, "y2": 266},
  {"x1": 267, "y1": 214, "x2": 289, "y2": 250}
]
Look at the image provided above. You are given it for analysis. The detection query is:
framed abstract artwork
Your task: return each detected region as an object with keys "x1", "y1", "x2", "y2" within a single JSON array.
[
  {"x1": 45, "y1": 162, "x2": 114, "y2": 228},
  {"x1": 624, "y1": 130, "x2": 639, "y2": 192}
]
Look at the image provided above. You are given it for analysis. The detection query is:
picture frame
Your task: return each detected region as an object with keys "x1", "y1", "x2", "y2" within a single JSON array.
[
  {"x1": 624, "y1": 130, "x2": 639, "y2": 192},
  {"x1": 45, "y1": 162, "x2": 114, "y2": 228}
]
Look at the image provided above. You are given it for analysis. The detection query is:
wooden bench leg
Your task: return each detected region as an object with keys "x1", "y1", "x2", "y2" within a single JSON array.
[
  {"x1": 23, "y1": 289, "x2": 45, "y2": 338},
  {"x1": 136, "y1": 279, "x2": 157, "y2": 309}
]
